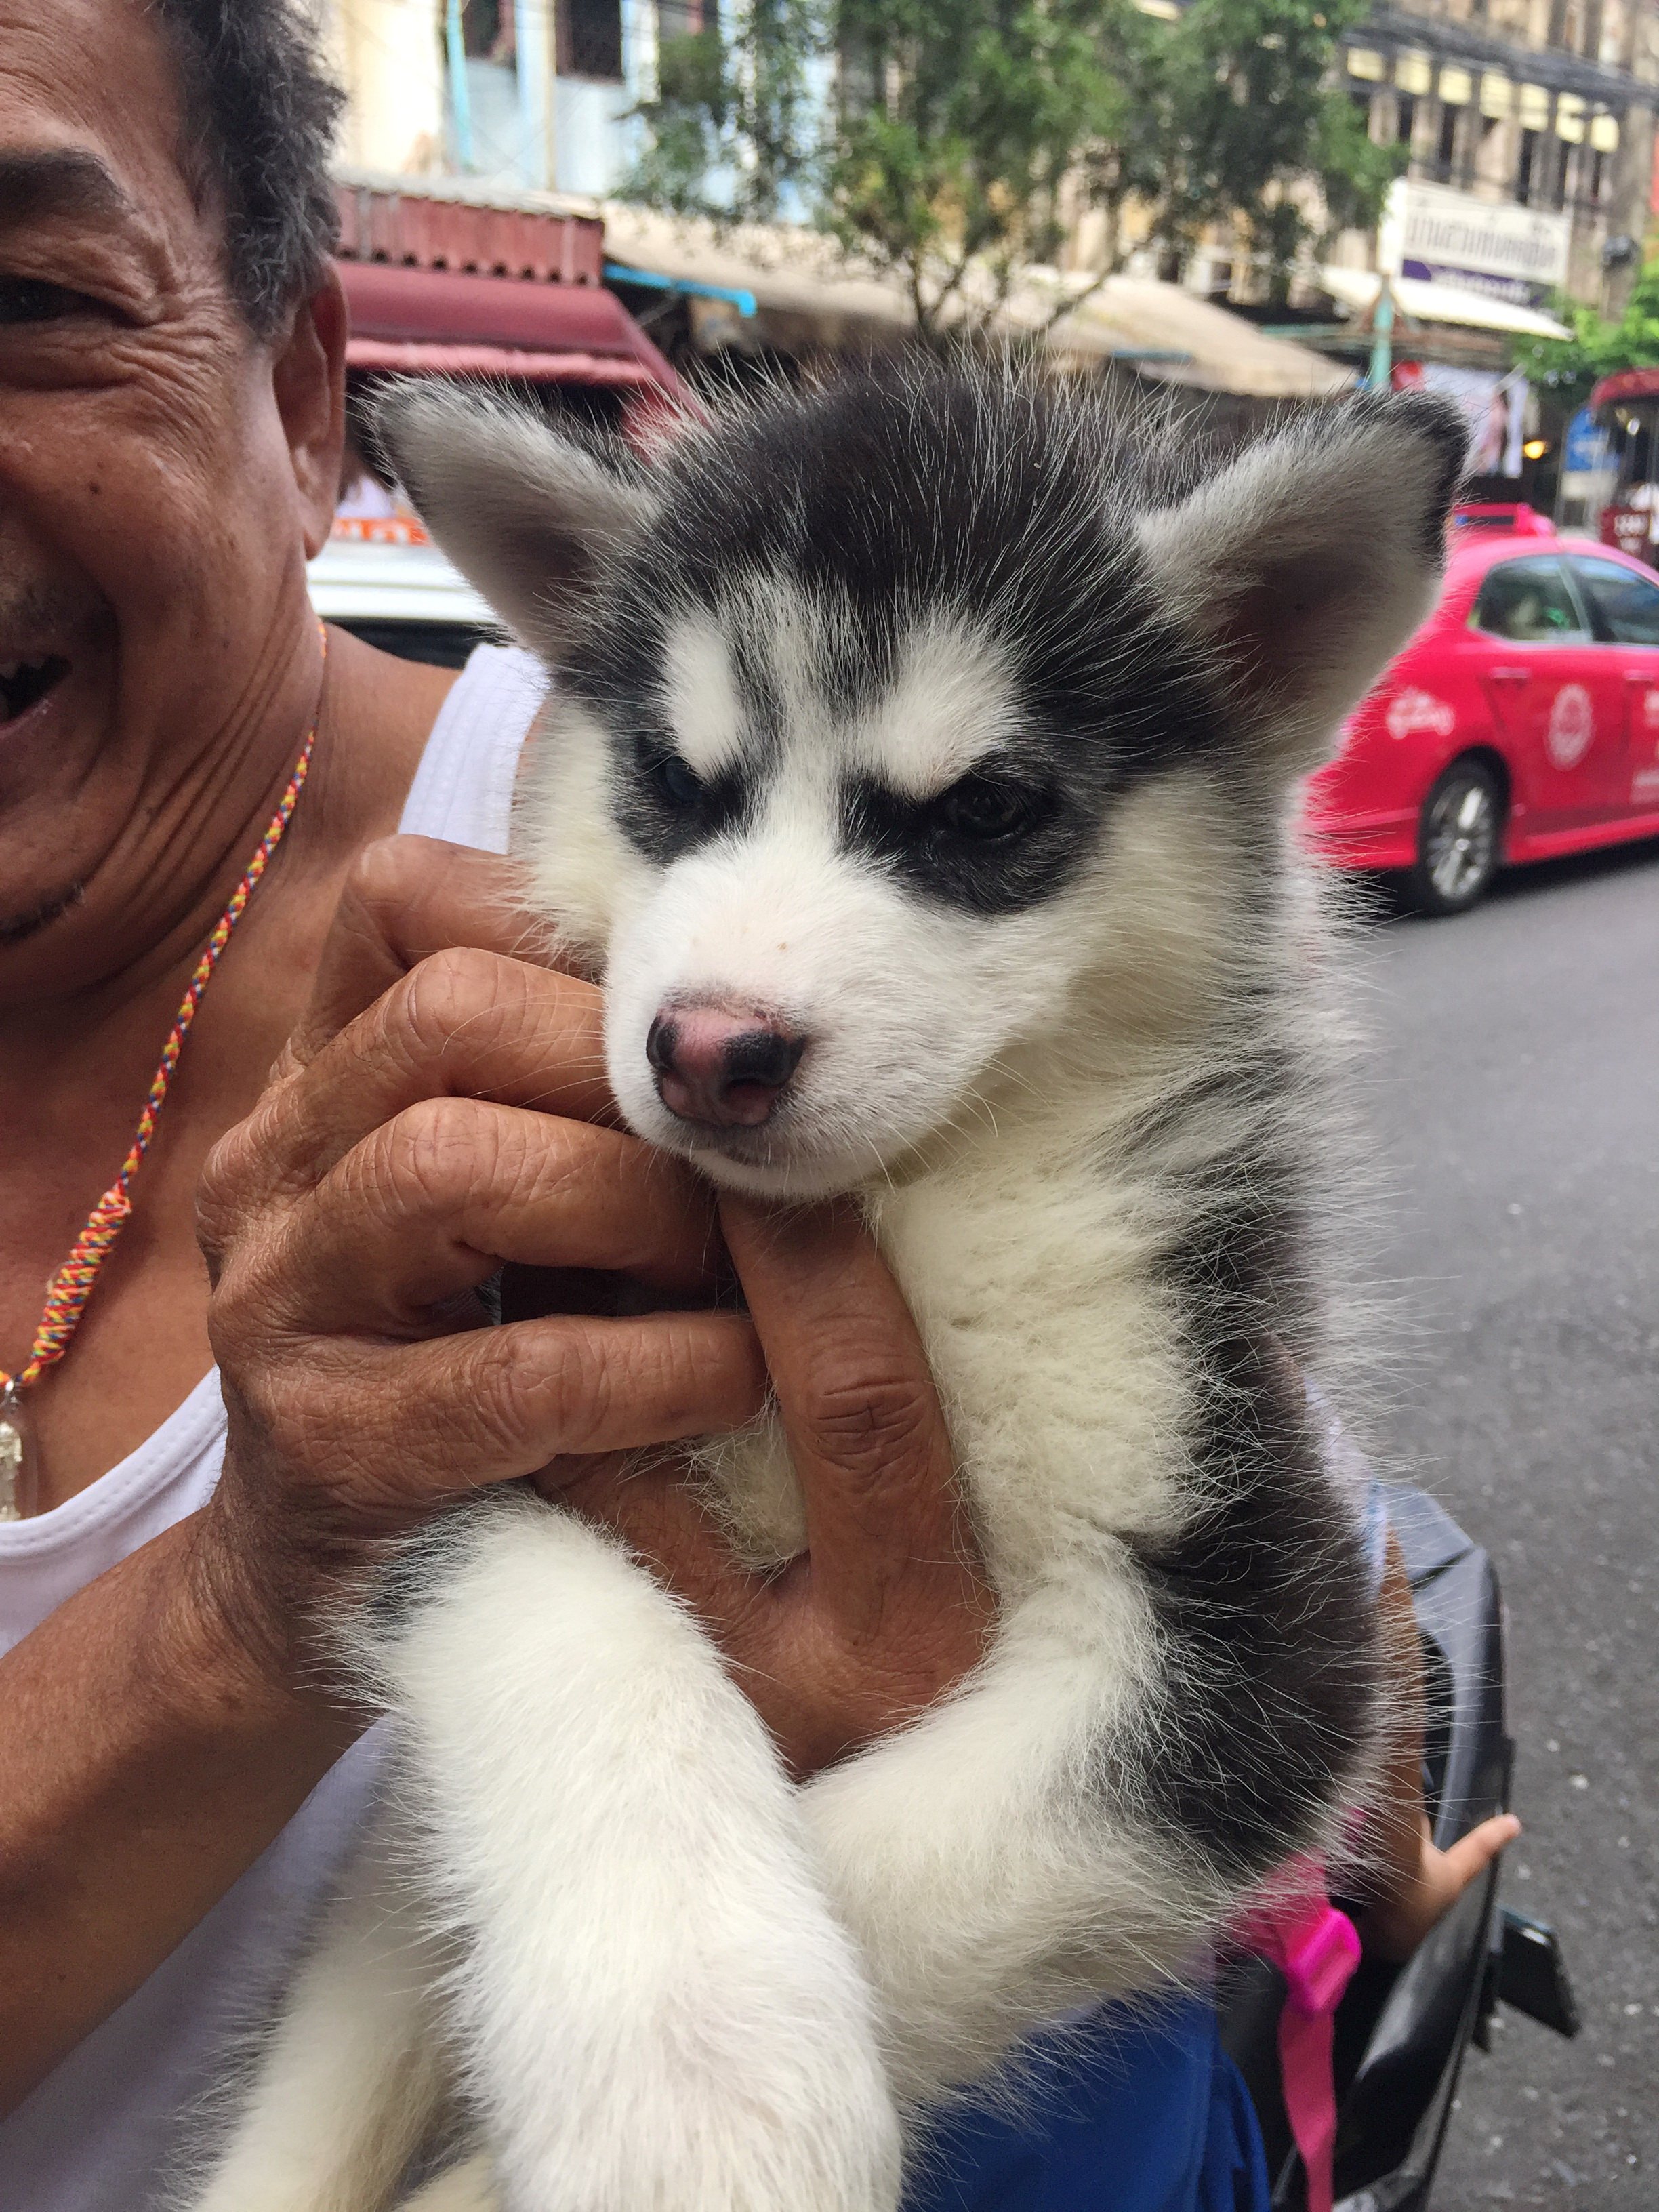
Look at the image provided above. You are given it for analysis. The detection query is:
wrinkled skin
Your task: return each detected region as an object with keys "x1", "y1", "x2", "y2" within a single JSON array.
[{"x1": 0, "y1": 0, "x2": 990, "y2": 2120}]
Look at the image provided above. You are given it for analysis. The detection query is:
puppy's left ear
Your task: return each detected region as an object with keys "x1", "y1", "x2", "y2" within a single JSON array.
[{"x1": 1137, "y1": 392, "x2": 1466, "y2": 778}]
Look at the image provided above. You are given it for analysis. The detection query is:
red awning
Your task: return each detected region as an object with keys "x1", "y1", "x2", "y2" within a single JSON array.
[
  {"x1": 337, "y1": 260, "x2": 688, "y2": 402},
  {"x1": 345, "y1": 340, "x2": 664, "y2": 386}
]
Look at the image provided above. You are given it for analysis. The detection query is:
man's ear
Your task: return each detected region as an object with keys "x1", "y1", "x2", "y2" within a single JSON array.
[
  {"x1": 276, "y1": 270, "x2": 349, "y2": 560},
  {"x1": 370, "y1": 381, "x2": 657, "y2": 656},
  {"x1": 1137, "y1": 392, "x2": 1467, "y2": 779}
]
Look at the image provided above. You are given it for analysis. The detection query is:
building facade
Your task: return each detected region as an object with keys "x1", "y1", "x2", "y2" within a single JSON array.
[
  {"x1": 319, "y1": 0, "x2": 647, "y2": 198},
  {"x1": 1327, "y1": 0, "x2": 1659, "y2": 314}
]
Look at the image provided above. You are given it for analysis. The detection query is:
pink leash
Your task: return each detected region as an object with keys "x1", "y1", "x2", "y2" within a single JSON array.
[{"x1": 1237, "y1": 1873, "x2": 1362, "y2": 2212}]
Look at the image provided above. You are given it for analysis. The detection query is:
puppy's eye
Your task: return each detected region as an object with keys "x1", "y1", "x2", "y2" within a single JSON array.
[
  {"x1": 652, "y1": 753, "x2": 703, "y2": 807},
  {"x1": 937, "y1": 775, "x2": 1043, "y2": 840}
]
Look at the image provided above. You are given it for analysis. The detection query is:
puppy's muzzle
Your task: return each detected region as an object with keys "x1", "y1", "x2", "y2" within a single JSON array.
[{"x1": 646, "y1": 1005, "x2": 806, "y2": 1129}]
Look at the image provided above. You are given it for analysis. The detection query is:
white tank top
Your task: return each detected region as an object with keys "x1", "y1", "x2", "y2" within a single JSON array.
[{"x1": 0, "y1": 645, "x2": 548, "y2": 2211}]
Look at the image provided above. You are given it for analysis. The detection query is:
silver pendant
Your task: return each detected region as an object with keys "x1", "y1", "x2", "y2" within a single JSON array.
[{"x1": 0, "y1": 1385, "x2": 39, "y2": 1521}]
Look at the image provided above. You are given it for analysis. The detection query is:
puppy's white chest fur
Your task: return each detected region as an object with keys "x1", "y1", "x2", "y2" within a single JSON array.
[{"x1": 701, "y1": 1113, "x2": 1185, "y2": 1598}]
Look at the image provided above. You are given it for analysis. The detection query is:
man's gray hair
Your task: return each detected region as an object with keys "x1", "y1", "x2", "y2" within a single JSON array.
[{"x1": 150, "y1": 0, "x2": 345, "y2": 336}]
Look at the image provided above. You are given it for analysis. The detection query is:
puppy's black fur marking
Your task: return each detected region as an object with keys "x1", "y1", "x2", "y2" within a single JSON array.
[
  {"x1": 561, "y1": 369, "x2": 1243, "y2": 909},
  {"x1": 621, "y1": 728, "x2": 756, "y2": 862},
  {"x1": 1123, "y1": 1332, "x2": 1377, "y2": 1879}
]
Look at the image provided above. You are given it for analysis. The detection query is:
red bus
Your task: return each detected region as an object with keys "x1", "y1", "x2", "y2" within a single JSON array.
[{"x1": 1589, "y1": 367, "x2": 1659, "y2": 562}]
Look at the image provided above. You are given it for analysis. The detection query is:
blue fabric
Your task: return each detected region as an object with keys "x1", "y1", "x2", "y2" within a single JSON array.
[{"x1": 902, "y1": 1997, "x2": 1270, "y2": 2212}]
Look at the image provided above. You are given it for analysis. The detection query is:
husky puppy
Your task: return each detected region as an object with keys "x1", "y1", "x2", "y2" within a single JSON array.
[{"x1": 188, "y1": 368, "x2": 1462, "y2": 2212}]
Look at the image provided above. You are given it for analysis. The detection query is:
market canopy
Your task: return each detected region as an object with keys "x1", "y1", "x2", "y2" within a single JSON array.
[
  {"x1": 599, "y1": 203, "x2": 1353, "y2": 401},
  {"x1": 1318, "y1": 264, "x2": 1572, "y2": 342},
  {"x1": 337, "y1": 261, "x2": 681, "y2": 389},
  {"x1": 1036, "y1": 276, "x2": 1351, "y2": 399}
]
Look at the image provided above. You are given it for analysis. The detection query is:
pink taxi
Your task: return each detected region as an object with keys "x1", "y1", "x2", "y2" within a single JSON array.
[{"x1": 1302, "y1": 506, "x2": 1659, "y2": 913}]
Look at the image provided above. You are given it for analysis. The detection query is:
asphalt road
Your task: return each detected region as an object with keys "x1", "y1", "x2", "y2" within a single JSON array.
[{"x1": 1346, "y1": 836, "x2": 1659, "y2": 2209}]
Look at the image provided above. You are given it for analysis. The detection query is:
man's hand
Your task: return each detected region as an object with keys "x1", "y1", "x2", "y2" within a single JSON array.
[
  {"x1": 555, "y1": 1199, "x2": 995, "y2": 1778},
  {"x1": 192, "y1": 836, "x2": 992, "y2": 1773}
]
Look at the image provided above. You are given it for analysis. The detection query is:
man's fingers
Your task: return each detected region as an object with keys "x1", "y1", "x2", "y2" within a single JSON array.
[
  {"x1": 720, "y1": 1195, "x2": 976, "y2": 1638},
  {"x1": 260, "y1": 1106, "x2": 722, "y2": 1335},
  {"x1": 290, "y1": 951, "x2": 613, "y2": 1167},
  {"x1": 200, "y1": 953, "x2": 617, "y2": 1256},
  {"x1": 552, "y1": 1452, "x2": 762, "y2": 1622},
  {"x1": 238, "y1": 1311, "x2": 767, "y2": 1509},
  {"x1": 281, "y1": 837, "x2": 558, "y2": 1076}
]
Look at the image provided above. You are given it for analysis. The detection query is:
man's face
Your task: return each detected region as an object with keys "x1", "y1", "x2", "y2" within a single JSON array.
[{"x1": 0, "y1": 0, "x2": 341, "y2": 998}]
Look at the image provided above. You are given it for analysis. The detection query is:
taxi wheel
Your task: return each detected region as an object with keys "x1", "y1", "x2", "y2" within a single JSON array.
[{"x1": 1408, "y1": 760, "x2": 1502, "y2": 916}]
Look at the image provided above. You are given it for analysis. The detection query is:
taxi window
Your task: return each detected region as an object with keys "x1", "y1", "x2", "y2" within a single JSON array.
[
  {"x1": 1568, "y1": 556, "x2": 1659, "y2": 647},
  {"x1": 1470, "y1": 558, "x2": 1590, "y2": 644}
]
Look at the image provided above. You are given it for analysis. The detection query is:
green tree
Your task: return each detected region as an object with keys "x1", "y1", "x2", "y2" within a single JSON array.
[
  {"x1": 1511, "y1": 261, "x2": 1659, "y2": 412},
  {"x1": 632, "y1": 0, "x2": 1125, "y2": 339},
  {"x1": 827, "y1": 0, "x2": 1126, "y2": 337},
  {"x1": 628, "y1": 0, "x2": 1404, "y2": 333},
  {"x1": 1098, "y1": 0, "x2": 1402, "y2": 299},
  {"x1": 630, "y1": 0, "x2": 830, "y2": 224}
]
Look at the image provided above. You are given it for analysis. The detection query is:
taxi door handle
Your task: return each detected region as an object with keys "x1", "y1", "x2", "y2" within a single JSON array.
[
  {"x1": 1625, "y1": 670, "x2": 1652, "y2": 684},
  {"x1": 1490, "y1": 667, "x2": 1531, "y2": 683}
]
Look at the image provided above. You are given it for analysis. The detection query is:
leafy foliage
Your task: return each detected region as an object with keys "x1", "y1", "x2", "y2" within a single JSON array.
[
  {"x1": 630, "y1": 0, "x2": 831, "y2": 224},
  {"x1": 827, "y1": 0, "x2": 1126, "y2": 331},
  {"x1": 1090, "y1": 0, "x2": 1403, "y2": 299},
  {"x1": 628, "y1": 0, "x2": 1404, "y2": 331},
  {"x1": 1512, "y1": 262, "x2": 1659, "y2": 412}
]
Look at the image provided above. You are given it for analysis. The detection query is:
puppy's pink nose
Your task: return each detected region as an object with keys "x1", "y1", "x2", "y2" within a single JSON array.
[{"x1": 646, "y1": 1006, "x2": 806, "y2": 1128}]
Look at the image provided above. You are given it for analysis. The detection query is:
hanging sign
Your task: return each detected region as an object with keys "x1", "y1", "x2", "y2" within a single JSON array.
[{"x1": 1378, "y1": 180, "x2": 1571, "y2": 310}]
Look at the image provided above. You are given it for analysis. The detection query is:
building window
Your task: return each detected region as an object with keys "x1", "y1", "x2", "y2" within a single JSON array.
[
  {"x1": 1517, "y1": 126, "x2": 1539, "y2": 199},
  {"x1": 1435, "y1": 103, "x2": 1458, "y2": 176},
  {"x1": 463, "y1": 0, "x2": 515, "y2": 61},
  {"x1": 657, "y1": 0, "x2": 705, "y2": 37},
  {"x1": 1590, "y1": 148, "x2": 1607, "y2": 199},
  {"x1": 1397, "y1": 93, "x2": 1416, "y2": 148},
  {"x1": 558, "y1": 0, "x2": 623, "y2": 80}
]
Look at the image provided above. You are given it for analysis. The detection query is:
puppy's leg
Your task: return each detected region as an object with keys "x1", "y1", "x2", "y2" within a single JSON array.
[
  {"x1": 385, "y1": 1494, "x2": 901, "y2": 2212},
  {"x1": 805, "y1": 1593, "x2": 1221, "y2": 2108},
  {"x1": 184, "y1": 1818, "x2": 447, "y2": 2212}
]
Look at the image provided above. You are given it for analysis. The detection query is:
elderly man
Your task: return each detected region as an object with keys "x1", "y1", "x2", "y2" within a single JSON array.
[{"x1": 0, "y1": 5, "x2": 991, "y2": 2204}]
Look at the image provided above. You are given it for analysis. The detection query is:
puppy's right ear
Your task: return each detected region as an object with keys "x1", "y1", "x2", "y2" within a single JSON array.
[{"x1": 369, "y1": 382, "x2": 656, "y2": 657}]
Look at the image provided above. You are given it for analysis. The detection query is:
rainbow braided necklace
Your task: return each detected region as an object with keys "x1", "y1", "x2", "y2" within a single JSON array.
[{"x1": 0, "y1": 642, "x2": 325, "y2": 1521}]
